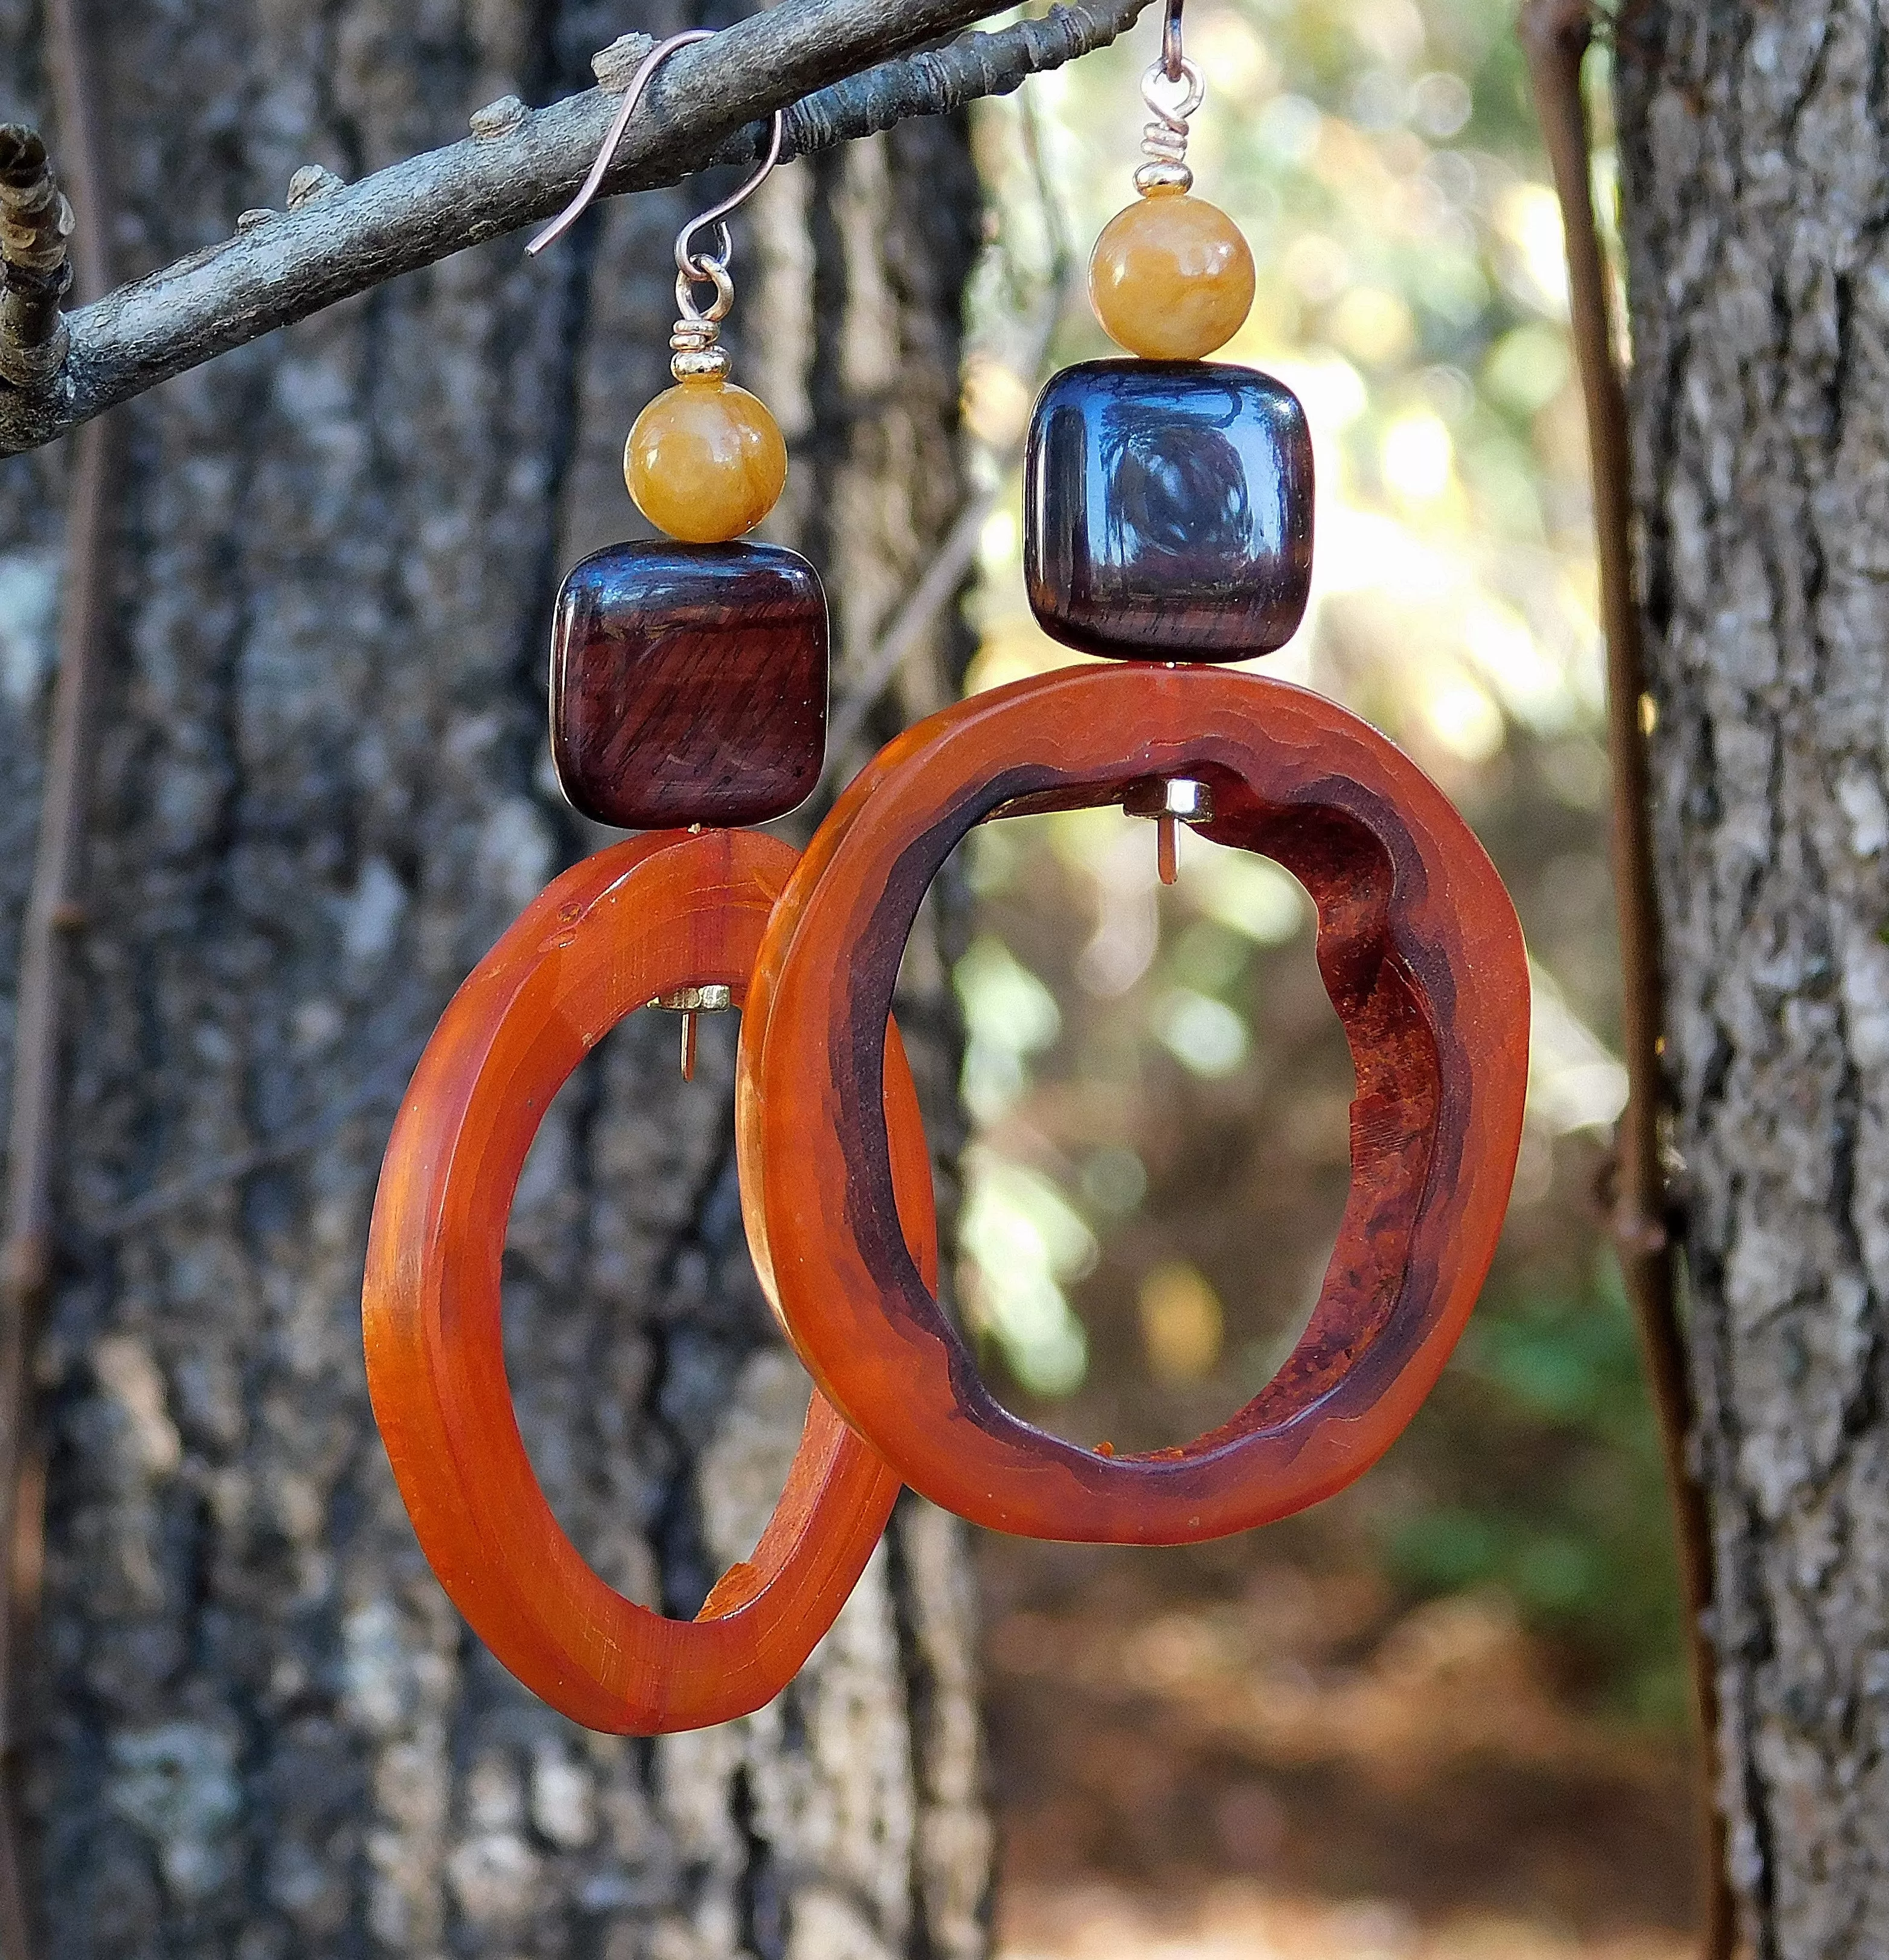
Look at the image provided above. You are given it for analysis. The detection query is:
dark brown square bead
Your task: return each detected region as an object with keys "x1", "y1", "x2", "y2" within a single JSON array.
[
  {"x1": 1024, "y1": 359, "x2": 1315, "y2": 663},
  {"x1": 551, "y1": 541, "x2": 828, "y2": 830}
]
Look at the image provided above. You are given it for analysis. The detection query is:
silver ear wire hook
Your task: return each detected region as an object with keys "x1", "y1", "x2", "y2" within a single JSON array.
[
  {"x1": 667, "y1": 104, "x2": 783, "y2": 371},
  {"x1": 675, "y1": 108, "x2": 784, "y2": 284},
  {"x1": 528, "y1": 30, "x2": 709, "y2": 257},
  {"x1": 1161, "y1": 0, "x2": 1185, "y2": 82},
  {"x1": 1137, "y1": 0, "x2": 1204, "y2": 194},
  {"x1": 527, "y1": 29, "x2": 786, "y2": 266}
]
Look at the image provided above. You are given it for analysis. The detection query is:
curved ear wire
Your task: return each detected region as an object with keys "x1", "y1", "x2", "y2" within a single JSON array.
[
  {"x1": 1160, "y1": 0, "x2": 1185, "y2": 82},
  {"x1": 1137, "y1": 1, "x2": 1203, "y2": 193},
  {"x1": 673, "y1": 110, "x2": 784, "y2": 282},
  {"x1": 528, "y1": 30, "x2": 709, "y2": 256},
  {"x1": 666, "y1": 107, "x2": 783, "y2": 365},
  {"x1": 527, "y1": 28, "x2": 785, "y2": 265}
]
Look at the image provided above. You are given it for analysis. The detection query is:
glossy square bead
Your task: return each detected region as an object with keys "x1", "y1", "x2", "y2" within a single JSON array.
[
  {"x1": 551, "y1": 541, "x2": 828, "y2": 830},
  {"x1": 1024, "y1": 359, "x2": 1314, "y2": 663}
]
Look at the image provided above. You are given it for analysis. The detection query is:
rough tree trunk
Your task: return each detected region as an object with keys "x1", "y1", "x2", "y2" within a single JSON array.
[
  {"x1": 0, "y1": 2, "x2": 990, "y2": 1954},
  {"x1": 1616, "y1": 5, "x2": 1889, "y2": 1953}
]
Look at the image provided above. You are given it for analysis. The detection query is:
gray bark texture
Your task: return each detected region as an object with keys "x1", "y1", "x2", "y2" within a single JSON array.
[
  {"x1": 0, "y1": 2, "x2": 990, "y2": 1955},
  {"x1": 1615, "y1": 5, "x2": 1889, "y2": 1955}
]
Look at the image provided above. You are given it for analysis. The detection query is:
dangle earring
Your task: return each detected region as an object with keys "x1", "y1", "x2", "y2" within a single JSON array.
[
  {"x1": 524, "y1": 34, "x2": 827, "y2": 1076},
  {"x1": 1088, "y1": 0, "x2": 1256, "y2": 363},
  {"x1": 1028, "y1": 0, "x2": 1312, "y2": 881},
  {"x1": 736, "y1": 1, "x2": 1532, "y2": 1547},
  {"x1": 361, "y1": 34, "x2": 932, "y2": 1735},
  {"x1": 530, "y1": 33, "x2": 826, "y2": 865}
]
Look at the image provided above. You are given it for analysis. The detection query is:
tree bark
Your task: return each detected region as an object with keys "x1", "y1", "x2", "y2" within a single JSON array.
[
  {"x1": 0, "y1": 2, "x2": 989, "y2": 1954},
  {"x1": 1615, "y1": 5, "x2": 1889, "y2": 1953}
]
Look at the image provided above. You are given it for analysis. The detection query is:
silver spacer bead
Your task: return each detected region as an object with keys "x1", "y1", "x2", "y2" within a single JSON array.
[
  {"x1": 669, "y1": 317, "x2": 730, "y2": 382},
  {"x1": 672, "y1": 346, "x2": 730, "y2": 380},
  {"x1": 1134, "y1": 158, "x2": 1195, "y2": 196},
  {"x1": 651, "y1": 985, "x2": 734, "y2": 1014},
  {"x1": 1137, "y1": 54, "x2": 1204, "y2": 200},
  {"x1": 1123, "y1": 777, "x2": 1214, "y2": 826}
]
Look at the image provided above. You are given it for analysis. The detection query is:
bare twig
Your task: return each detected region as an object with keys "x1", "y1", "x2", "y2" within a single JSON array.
[
  {"x1": 1521, "y1": 5, "x2": 1733, "y2": 1955},
  {"x1": 0, "y1": 0, "x2": 1152, "y2": 455},
  {"x1": 0, "y1": 126, "x2": 73, "y2": 386},
  {"x1": 0, "y1": 1, "x2": 117, "y2": 1945}
]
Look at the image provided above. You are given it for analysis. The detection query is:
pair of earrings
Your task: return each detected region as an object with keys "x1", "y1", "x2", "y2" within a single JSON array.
[{"x1": 363, "y1": 12, "x2": 1531, "y2": 1735}]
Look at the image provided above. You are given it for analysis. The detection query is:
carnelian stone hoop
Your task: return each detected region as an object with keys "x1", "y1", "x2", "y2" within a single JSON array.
[
  {"x1": 364, "y1": 829, "x2": 934, "y2": 1732},
  {"x1": 737, "y1": 665, "x2": 1530, "y2": 1544}
]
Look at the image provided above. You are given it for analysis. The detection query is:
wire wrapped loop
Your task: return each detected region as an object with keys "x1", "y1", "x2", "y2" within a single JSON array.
[
  {"x1": 676, "y1": 256, "x2": 736, "y2": 326},
  {"x1": 669, "y1": 256, "x2": 734, "y2": 379},
  {"x1": 1135, "y1": 56, "x2": 1204, "y2": 194}
]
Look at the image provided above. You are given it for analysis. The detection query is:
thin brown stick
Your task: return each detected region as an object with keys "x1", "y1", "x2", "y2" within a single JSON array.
[
  {"x1": 0, "y1": 1, "x2": 116, "y2": 1947},
  {"x1": 1519, "y1": 4, "x2": 1732, "y2": 1954}
]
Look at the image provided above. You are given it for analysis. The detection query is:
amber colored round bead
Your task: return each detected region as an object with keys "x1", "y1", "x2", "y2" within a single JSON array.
[
  {"x1": 625, "y1": 379, "x2": 788, "y2": 544},
  {"x1": 1089, "y1": 193, "x2": 1257, "y2": 361}
]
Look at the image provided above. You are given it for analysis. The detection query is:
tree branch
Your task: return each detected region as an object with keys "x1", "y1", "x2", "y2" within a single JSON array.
[
  {"x1": 0, "y1": 126, "x2": 73, "y2": 387},
  {"x1": 0, "y1": 0, "x2": 1152, "y2": 455}
]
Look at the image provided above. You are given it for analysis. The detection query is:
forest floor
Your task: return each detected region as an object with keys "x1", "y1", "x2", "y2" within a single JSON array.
[{"x1": 978, "y1": 1537, "x2": 1699, "y2": 1960}]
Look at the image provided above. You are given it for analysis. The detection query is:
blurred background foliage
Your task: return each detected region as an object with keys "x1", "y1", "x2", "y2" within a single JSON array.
[{"x1": 950, "y1": 0, "x2": 1686, "y2": 1733}]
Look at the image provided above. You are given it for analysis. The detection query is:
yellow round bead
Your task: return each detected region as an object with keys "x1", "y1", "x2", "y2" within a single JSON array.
[
  {"x1": 1088, "y1": 194, "x2": 1256, "y2": 361},
  {"x1": 624, "y1": 379, "x2": 788, "y2": 544}
]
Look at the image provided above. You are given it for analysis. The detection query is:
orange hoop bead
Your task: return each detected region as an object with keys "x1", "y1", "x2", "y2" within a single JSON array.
[
  {"x1": 364, "y1": 828, "x2": 934, "y2": 1732},
  {"x1": 737, "y1": 664, "x2": 1529, "y2": 1545}
]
